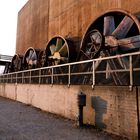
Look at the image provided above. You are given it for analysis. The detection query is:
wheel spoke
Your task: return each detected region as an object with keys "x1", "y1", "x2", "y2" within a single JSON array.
[
  {"x1": 112, "y1": 16, "x2": 134, "y2": 39},
  {"x1": 50, "y1": 44, "x2": 56, "y2": 55},
  {"x1": 105, "y1": 51, "x2": 123, "y2": 85},
  {"x1": 118, "y1": 35, "x2": 140, "y2": 51},
  {"x1": 31, "y1": 51, "x2": 37, "y2": 61},
  {"x1": 104, "y1": 16, "x2": 115, "y2": 36},
  {"x1": 28, "y1": 50, "x2": 33, "y2": 60},
  {"x1": 117, "y1": 57, "x2": 129, "y2": 69},
  {"x1": 55, "y1": 38, "x2": 63, "y2": 52},
  {"x1": 26, "y1": 56, "x2": 29, "y2": 63},
  {"x1": 90, "y1": 33, "x2": 98, "y2": 43},
  {"x1": 59, "y1": 43, "x2": 68, "y2": 57}
]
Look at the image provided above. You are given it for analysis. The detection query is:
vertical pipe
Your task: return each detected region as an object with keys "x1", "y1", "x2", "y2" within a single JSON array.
[
  {"x1": 68, "y1": 65, "x2": 70, "y2": 87},
  {"x1": 6, "y1": 75, "x2": 7, "y2": 83},
  {"x1": 16, "y1": 73, "x2": 17, "y2": 84},
  {"x1": 39, "y1": 69, "x2": 41, "y2": 84},
  {"x1": 92, "y1": 60, "x2": 95, "y2": 89},
  {"x1": 77, "y1": 92, "x2": 86, "y2": 127},
  {"x1": 22, "y1": 72, "x2": 24, "y2": 84},
  {"x1": 11, "y1": 74, "x2": 12, "y2": 83},
  {"x1": 129, "y1": 55, "x2": 133, "y2": 91},
  {"x1": 78, "y1": 106, "x2": 83, "y2": 127},
  {"x1": 29, "y1": 71, "x2": 31, "y2": 84},
  {"x1": 51, "y1": 68, "x2": 53, "y2": 85}
]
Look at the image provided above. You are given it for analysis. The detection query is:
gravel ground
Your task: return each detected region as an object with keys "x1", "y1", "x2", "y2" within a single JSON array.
[{"x1": 0, "y1": 97, "x2": 126, "y2": 140}]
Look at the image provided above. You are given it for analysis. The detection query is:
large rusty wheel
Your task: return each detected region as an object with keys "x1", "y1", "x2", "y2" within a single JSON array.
[
  {"x1": 45, "y1": 35, "x2": 78, "y2": 66},
  {"x1": 10, "y1": 54, "x2": 23, "y2": 72},
  {"x1": 45, "y1": 35, "x2": 79, "y2": 84},
  {"x1": 23, "y1": 47, "x2": 40, "y2": 69},
  {"x1": 80, "y1": 9, "x2": 140, "y2": 85}
]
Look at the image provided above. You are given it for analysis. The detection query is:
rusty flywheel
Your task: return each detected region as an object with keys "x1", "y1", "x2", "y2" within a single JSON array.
[{"x1": 80, "y1": 9, "x2": 140, "y2": 85}]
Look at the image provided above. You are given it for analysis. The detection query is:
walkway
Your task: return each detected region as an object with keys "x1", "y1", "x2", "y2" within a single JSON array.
[{"x1": 0, "y1": 97, "x2": 125, "y2": 140}]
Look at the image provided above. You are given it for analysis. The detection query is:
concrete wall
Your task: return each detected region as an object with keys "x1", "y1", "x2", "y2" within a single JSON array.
[
  {"x1": 16, "y1": 0, "x2": 140, "y2": 54},
  {"x1": 0, "y1": 83, "x2": 139, "y2": 140}
]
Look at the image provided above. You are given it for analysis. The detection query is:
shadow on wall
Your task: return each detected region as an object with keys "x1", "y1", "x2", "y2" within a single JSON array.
[{"x1": 91, "y1": 96, "x2": 107, "y2": 129}]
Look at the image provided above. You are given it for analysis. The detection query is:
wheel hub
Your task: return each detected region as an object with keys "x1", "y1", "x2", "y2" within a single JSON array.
[{"x1": 105, "y1": 36, "x2": 118, "y2": 47}]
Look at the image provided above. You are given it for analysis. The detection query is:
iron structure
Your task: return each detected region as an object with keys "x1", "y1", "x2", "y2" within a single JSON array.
[
  {"x1": 79, "y1": 9, "x2": 140, "y2": 85},
  {"x1": 3, "y1": 9, "x2": 140, "y2": 86}
]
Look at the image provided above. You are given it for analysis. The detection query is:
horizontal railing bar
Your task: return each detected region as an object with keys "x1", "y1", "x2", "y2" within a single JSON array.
[
  {"x1": 1, "y1": 51, "x2": 140, "y2": 76},
  {"x1": 0, "y1": 51, "x2": 140, "y2": 86}
]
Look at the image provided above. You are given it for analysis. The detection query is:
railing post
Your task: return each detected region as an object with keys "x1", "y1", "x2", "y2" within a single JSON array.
[
  {"x1": 68, "y1": 65, "x2": 70, "y2": 87},
  {"x1": 51, "y1": 68, "x2": 53, "y2": 85},
  {"x1": 129, "y1": 55, "x2": 133, "y2": 91},
  {"x1": 22, "y1": 72, "x2": 24, "y2": 84},
  {"x1": 16, "y1": 73, "x2": 17, "y2": 84},
  {"x1": 11, "y1": 74, "x2": 12, "y2": 83},
  {"x1": 39, "y1": 69, "x2": 41, "y2": 84},
  {"x1": 6, "y1": 74, "x2": 8, "y2": 83},
  {"x1": 29, "y1": 71, "x2": 31, "y2": 84},
  {"x1": 92, "y1": 60, "x2": 95, "y2": 89}
]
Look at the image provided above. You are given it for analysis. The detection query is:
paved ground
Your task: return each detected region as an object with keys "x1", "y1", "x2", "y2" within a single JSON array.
[{"x1": 0, "y1": 97, "x2": 126, "y2": 140}]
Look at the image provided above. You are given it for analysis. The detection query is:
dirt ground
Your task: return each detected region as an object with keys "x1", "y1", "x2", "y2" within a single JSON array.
[{"x1": 0, "y1": 97, "x2": 127, "y2": 140}]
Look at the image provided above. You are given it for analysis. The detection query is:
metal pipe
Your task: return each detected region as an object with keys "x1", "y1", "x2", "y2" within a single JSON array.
[
  {"x1": 129, "y1": 55, "x2": 133, "y2": 91},
  {"x1": 39, "y1": 69, "x2": 41, "y2": 84},
  {"x1": 77, "y1": 92, "x2": 86, "y2": 127},
  {"x1": 51, "y1": 68, "x2": 53, "y2": 85},
  {"x1": 68, "y1": 65, "x2": 70, "y2": 87},
  {"x1": 92, "y1": 60, "x2": 95, "y2": 89}
]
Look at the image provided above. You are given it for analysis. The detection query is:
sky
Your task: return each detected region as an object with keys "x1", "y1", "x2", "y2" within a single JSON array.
[{"x1": 0, "y1": 0, "x2": 28, "y2": 56}]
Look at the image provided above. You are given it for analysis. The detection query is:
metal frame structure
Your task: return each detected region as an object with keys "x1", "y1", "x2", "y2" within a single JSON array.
[
  {"x1": 0, "y1": 54, "x2": 12, "y2": 65},
  {"x1": 0, "y1": 51, "x2": 140, "y2": 90}
]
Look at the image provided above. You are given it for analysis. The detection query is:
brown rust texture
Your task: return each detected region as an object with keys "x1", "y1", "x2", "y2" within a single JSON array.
[{"x1": 16, "y1": 0, "x2": 140, "y2": 54}]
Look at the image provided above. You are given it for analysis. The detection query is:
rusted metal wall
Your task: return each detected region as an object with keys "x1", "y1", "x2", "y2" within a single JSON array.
[
  {"x1": 16, "y1": 0, "x2": 140, "y2": 55},
  {"x1": 16, "y1": 0, "x2": 49, "y2": 54}
]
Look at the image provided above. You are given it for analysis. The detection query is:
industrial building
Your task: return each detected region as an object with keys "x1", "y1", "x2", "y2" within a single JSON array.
[{"x1": 0, "y1": 0, "x2": 140, "y2": 139}]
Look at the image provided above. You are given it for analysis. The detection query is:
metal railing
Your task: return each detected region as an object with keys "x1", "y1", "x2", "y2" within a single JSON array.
[{"x1": 0, "y1": 51, "x2": 140, "y2": 90}]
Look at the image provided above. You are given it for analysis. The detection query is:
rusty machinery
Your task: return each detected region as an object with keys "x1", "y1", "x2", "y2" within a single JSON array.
[
  {"x1": 79, "y1": 9, "x2": 140, "y2": 85},
  {"x1": 45, "y1": 35, "x2": 79, "y2": 66},
  {"x1": 23, "y1": 47, "x2": 40, "y2": 69},
  {"x1": 5, "y1": 9, "x2": 140, "y2": 85},
  {"x1": 10, "y1": 54, "x2": 23, "y2": 72}
]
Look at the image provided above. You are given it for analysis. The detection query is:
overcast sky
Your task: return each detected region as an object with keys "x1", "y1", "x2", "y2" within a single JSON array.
[{"x1": 0, "y1": 0, "x2": 28, "y2": 56}]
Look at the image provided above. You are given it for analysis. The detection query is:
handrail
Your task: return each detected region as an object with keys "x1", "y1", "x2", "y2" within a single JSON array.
[{"x1": 0, "y1": 51, "x2": 140, "y2": 90}]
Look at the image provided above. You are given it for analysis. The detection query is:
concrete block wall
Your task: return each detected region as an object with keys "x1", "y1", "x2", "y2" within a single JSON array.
[
  {"x1": 82, "y1": 86, "x2": 138, "y2": 139},
  {"x1": 0, "y1": 84, "x2": 139, "y2": 139}
]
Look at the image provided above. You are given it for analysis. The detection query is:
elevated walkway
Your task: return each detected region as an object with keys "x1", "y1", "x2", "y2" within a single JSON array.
[{"x1": 0, "y1": 54, "x2": 12, "y2": 65}]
